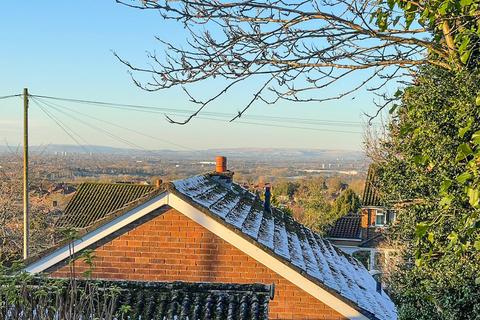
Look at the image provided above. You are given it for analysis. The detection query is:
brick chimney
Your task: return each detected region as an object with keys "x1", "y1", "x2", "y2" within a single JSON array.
[
  {"x1": 215, "y1": 156, "x2": 227, "y2": 173},
  {"x1": 155, "y1": 179, "x2": 163, "y2": 189},
  {"x1": 212, "y1": 156, "x2": 234, "y2": 185},
  {"x1": 264, "y1": 183, "x2": 271, "y2": 212}
]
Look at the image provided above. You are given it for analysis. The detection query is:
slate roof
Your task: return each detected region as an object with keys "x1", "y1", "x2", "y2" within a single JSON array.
[
  {"x1": 362, "y1": 165, "x2": 382, "y2": 207},
  {"x1": 3, "y1": 279, "x2": 272, "y2": 320},
  {"x1": 171, "y1": 174, "x2": 397, "y2": 320},
  {"x1": 327, "y1": 213, "x2": 362, "y2": 240},
  {"x1": 112, "y1": 281, "x2": 272, "y2": 320},
  {"x1": 57, "y1": 183, "x2": 157, "y2": 229}
]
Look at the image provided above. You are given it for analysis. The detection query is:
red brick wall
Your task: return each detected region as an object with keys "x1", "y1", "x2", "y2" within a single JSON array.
[
  {"x1": 51, "y1": 209, "x2": 345, "y2": 320},
  {"x1": 361, "y1": 208, "x2": 377, "y2": 229}
]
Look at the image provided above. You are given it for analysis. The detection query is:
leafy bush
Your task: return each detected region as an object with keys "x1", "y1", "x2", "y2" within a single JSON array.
[{"x1": 376, "y1": 66, "x2": 480, "y2": 319}]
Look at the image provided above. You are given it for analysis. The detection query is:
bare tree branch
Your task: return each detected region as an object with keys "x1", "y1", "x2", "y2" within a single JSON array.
[{"x1": 115, "y1": 0, "x2": 456, "y2": 124}]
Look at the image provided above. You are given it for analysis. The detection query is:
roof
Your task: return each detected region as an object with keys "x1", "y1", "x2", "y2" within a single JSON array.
[
  {"x1": 28, "y1": 173, "x2": 396, "y2": 320},
  {"x1": 327, "y1": 213, "x2": 362, "y2": 240},
  {"x1": 57, "y1": 182, "x2": 157, "y2": 229},
  {"x1": 7, "y1": 279, "x2": 272, "y2": 320},
  {"x1": 171, "y1": 174, "x2": 396, "y2": 320},
  {"x1": 111, "y1": 280, "x2": 272, "y2": 320},
  {"x1": 362, "y1": 165, "x2": 382, "y2": 207}
]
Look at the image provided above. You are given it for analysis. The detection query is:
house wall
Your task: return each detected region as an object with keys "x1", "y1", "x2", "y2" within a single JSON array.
[
  {"x1": 360, "y1": 208, "x2": 376, "y2": 229},
  {"x1": 50, "y1": 208, "x2": 345, "y2": 320}
]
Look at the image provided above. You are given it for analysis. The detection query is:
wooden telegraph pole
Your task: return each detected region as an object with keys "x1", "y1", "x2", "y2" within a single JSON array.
[{"x1": 23, "y1": 88, "x2": 29, "y2": 260}]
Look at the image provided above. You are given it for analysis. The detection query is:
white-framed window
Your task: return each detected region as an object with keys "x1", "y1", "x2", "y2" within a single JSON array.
[{"x1": 375, "y1": 209, "x2": 385, "y2": 226}]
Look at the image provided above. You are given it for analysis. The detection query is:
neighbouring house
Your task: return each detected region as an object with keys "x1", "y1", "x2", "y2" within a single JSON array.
[
  {"x1": 25, "y1": 158, "x2": 396, "y2": 320},
  {"x1": 361, "y1": 166, "x2": 396, "y2": 233},
  {"x1": 326, "y1": 165, "x2": 397, "y2": 273}
]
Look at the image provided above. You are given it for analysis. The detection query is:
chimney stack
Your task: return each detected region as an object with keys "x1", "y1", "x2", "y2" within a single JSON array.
[
  {"x1": 215, "y1": 156, "x2": 227, "y2": 173},
  {"x1": 264, "y1": 183, "x2": 271, "y2": 212},
  {"x1": 155, "y1": 179, "x2": 163, "y2": 189}
]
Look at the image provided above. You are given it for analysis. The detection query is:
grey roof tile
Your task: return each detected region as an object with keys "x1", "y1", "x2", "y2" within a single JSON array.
[
  {"x1": 225, "y1": 195, "x2": 255, "y2": 228},
  {"x1": 327, "y1": 213, "x2": 362, "y2": 239},
  {"x1": 241, "y1": 203, "x2": 264, "y2": 239},
  {"x1": 57, "y1": 183, "x2": 156, "y2": 229},
  {"x1": 172, "y1": 174, "x2": 397, "y2": 320},
  {"x1": 257, "y1": 214, "x2": 275, "y2": 248},
  {"x1": 272, "y1": 216, "x2": 290, "y2": 260},
  {"x1": 363, "y1": 164, "x2": 382, "y2": 207},
  {"x1": 13, "y1": 279, "x2": 272, "y2": 320}
]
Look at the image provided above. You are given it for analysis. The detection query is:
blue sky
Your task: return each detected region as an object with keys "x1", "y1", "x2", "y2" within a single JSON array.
[{"x1": 0, "y1": 1, "x2": 391, "y2": 151}]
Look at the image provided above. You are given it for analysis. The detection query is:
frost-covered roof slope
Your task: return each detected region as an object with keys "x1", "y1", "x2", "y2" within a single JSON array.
[{"x1": 172, "y1": 174, "x2": 397, "y2": 320}]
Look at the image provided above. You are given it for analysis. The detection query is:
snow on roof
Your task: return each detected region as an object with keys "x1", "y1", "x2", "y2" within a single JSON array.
[{"x1": 172, "y1": 174, "x2": 397, "y2": 320}]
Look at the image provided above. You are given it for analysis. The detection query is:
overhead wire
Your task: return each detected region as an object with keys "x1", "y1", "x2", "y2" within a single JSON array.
[
  {"x1": 35, "y1": 96, "x2": 362, "y2": 134},
  {"x1": 209, "y1": 118, "x2": 362, "y2": 134},
  {"x1": 30, "y1": 94, "x2": 375, "y2": 128},
  {"x1": 31, "y1": 98, "x2": 92, "y2": 154},
  {"x1": 4, "y1": 92, "x2": 368, "y2": 152},
  {"x1": 35, "y1": 97, "x2": 195, "y2": 151},
  {"x1": 32, "y1": 95, "x2": 365, "y2": 134},
  {"x1": 36, "y1": 99, "x2": 151, "y2": 152},
  {"x1": 2, "y1": 91, "x2": 371, "y2": 168},
  {"x1": 0, "y1": 94, "x2": 22, "y2": 100}
]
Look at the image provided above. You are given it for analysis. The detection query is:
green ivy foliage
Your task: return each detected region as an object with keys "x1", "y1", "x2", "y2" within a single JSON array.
[
  {"x1": 376, "y1": 66, "x2": 480, "y2": 318},
  {"x1": 373, "y1": 0, "x2": 480, "y2": 67}
]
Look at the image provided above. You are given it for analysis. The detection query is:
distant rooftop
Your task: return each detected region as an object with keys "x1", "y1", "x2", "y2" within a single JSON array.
[
  {"x1": 57, "y1": 182, "x2": 158, "y2": 229},
  {"x1": 362, "y1": 165, "x2": 382, "y2": 207},
  {"x1": 327, "y1": 213, "x2": 362, "y2": 240}
]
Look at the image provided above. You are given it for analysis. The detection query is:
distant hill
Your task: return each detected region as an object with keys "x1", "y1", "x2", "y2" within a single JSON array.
[{"x1": 0, "y1": 144, "x2": 365, "y2": 161}]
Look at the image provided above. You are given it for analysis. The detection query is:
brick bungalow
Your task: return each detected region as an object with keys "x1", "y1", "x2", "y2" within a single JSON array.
[{"x1": 25, "y1": 159, "x2": 396, "y2": 320}]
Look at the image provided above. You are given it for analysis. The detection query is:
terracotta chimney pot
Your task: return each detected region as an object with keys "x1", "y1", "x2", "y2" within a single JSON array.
[{"x1": 215, "y1": 156, "x2": 227, "y2": 173}]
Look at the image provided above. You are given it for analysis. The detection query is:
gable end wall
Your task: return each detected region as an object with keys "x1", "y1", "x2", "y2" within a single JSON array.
[{"x1": 50, "y1": 208, "x2": 346, "y2": 320}]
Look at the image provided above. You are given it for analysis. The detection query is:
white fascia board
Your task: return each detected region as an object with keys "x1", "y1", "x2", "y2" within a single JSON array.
[
  {"x1": 25, "y1": 193, "x2": 168, "y2": 274},
  {"x1": 168, "y1": 193, "x2": 369, "y2": 320}
]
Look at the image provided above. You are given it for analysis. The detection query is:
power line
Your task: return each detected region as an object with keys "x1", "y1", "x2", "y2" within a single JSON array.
[
  {"x1": 37, "y1": 98, "x2": 195, "y2": 151},
  {"x1": 35, "y1": 96, "x2": 362, "y2": 135},
  {"x1": 31, "y1": 98, "x2": 91, "y2": 154},
  {"x1": 32, "y1": 99, "x2": 114, "y2": 164},
  {"x1": 0, "y1": 94, "x2": 22, "y2": 100},
  {"x1": 6, "y1": 92, "x2": 369, "y2": 153},
  {"x1": 207, "y1": 118, "x2": 363, "y2": 134},
  {"x1": 36, "y1": 99, "x2": 151, "y2": 152},
  {"x1": 31, "y1": 95, "x2": 361, "y2": 134},
  {"x1": 31, "y1": 94, "x2": 376, "y2": 128}
]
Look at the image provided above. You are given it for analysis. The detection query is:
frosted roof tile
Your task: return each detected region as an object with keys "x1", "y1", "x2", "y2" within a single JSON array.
[
  {"x1": 225, "y1": 195, "x2": 255, "y2": 228},
  {"x1": 210, "y1": 191, "x2": 241, "y2": 218},
  {"x1": 193, "y1": 186, "x2": 229, "y2": 208},
  {"x1": 171, "y1": 174, "x2": 397, "y2": 320},
  {"x1": 273, "y1": 216, "x2": 290, "y2": 260},
  {"x1": 296, "y1": 227, "x2": 321, "y2": 278},
  {"x1": 241, "y1": 205, "x2": 264, "y2": 239},
  {"x1": 286, "y1": 228, "x2": 305, "y2": 269},
  {"x1": 257, "y1": 214, "x2": 275, "y2": 249}
]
